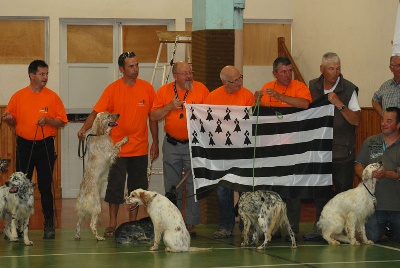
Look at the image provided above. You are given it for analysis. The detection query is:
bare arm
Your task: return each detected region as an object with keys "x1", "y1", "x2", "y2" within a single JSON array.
[
  {"x1": 354, "y1": 163, "x2": 365, "y2": 180},
  {"x1": 264, "y1": 88, "x2": 310, "y2": 109},
  {"x1": 148, "y1": 118, "x2": 159, "y2": 161},
  {"x1": 372, "y1": 100, "x2": 383, "y2": 118},
  {"x1": 328, "y1": 92, "x2": 360, "y2": 126},
  {"x1": 77, "y1": 110, "x2": 98, "y2": 139},
  {"x1": 2, "y1": 111, "x2": 16, "y2": 127},
  {"x1": 37, "y1": 116, "x2": 66, "y2": 128},
  {"x1": 150, "y1": 97, "x2": 183, "y2": 121}
]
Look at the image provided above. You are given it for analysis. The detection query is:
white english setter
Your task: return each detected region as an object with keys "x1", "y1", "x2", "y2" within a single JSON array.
[
  {"x1": 239, "y1": 190, "x2": 297, "y2": 250},
  {"x1": 75, "y1": 112, "x2": 128, "y2": 241},
  {"x1": 317, "y1": 162, "x2": 382, "y2": 245},
  {"x1": 0, "y1": 172, "x2": 35, "y2": 245},
  {"x1": 126, "y1": 188, "x2": 210, "y2": 252}
]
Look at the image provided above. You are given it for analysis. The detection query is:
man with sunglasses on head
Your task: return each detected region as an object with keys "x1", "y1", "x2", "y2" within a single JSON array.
[
  {"x1": 372, "y1": 55, "x2": 400, "y2": 117},
  {"x1": 78, "y1": 52, "x2": 159, "y2": 238},
  {"x1": 204, "y1": 65, "x2": 254, "y2": 238},
  {"x1": 2, "y1": 59, "x2": 68, "y2": 239},
  {"x1": 150, "y1": 61, "x2": 209, "y2": 237}
]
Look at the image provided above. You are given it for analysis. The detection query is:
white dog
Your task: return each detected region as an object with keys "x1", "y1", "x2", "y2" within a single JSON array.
[
  {"x1": 75, "y1": 112, "x2": 128, "y2": 241},
  {"x1": 126, "y1": 189, "x2": 210, "y2": 252},
  {"x1": 239, "y1": 190, "x2": 297, "y2": 250},
  {"x1": 0, "y1": 172, "x2": 35, "y2": 246},
  {"x1": 317, "y1": 162, "x2": 382, "y2": 245}
]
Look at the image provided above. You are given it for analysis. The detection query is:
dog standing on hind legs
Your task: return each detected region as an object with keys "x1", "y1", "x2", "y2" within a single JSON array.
[
  {"x1": 317, "y1": 162, "x2": 382, "y2": 245},
  {"x1": 75, "y1": 112, "x2": 128, "y2": 241},
  {"x1": 239, "y1": 190, "x2": 297, "y2": 250}
]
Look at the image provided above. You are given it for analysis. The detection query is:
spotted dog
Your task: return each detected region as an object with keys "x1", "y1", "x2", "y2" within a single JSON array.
[
  {"x1": 0, "y1": 158, "x2": 11, "y2": 173},
  {"x1": 317, "y1": 162, "x2": 382, "y2": 245},
  {"x1": 75, "y1": 112, "x2": 128, "y2": 241},
  {"x1": 126, "y1": 189, "x2": 210, "y2": 252},
  {"x1": 239, "y1": 190, "x2": 297, "y2": 250},
  {"x1": 0, "y1": 172, "x2": 35, "y2": 245}
]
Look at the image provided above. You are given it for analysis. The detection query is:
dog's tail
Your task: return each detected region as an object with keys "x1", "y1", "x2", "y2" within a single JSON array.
[{"x1": 188, "y1": 247, "x2": 212, "y2": 252}]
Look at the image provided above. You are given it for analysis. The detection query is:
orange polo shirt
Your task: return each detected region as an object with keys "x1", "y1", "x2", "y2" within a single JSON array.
[
  {"x1": 93, "y1": 78, "x2": 156, "y2": 157},
  {"x1": 260, "y1": 79, "x2": 312, "y2": 107},
  {"x1": 205, "y1": 86, "x2": 255, "y2": 106},
  {"x1": 152, "y1": 81, "x2": 209, "y2": 140},
  {"x1": 6, "y1": 86, "x2": 68, "y2": 140}
]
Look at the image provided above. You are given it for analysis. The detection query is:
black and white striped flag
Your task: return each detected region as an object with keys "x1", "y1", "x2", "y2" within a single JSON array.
[{"x1": 185, "y1": 96, "x2": 334, "y2": 199}]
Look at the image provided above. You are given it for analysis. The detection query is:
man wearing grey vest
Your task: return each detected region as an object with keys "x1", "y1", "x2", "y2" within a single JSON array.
[{"x1": 303, "y1": 52, "x2": 361, "y2": 241}]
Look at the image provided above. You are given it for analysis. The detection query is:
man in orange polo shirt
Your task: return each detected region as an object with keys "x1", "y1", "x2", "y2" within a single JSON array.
[
  {"x1": 2, "y1": 60, "x2": 68, "y2": 239},
  {"x1": 151, "y1": 61, "x2": 209, "y2": 237},
  {"x1": 205, "y1": 65, "x2": 254, "y2": 238},
  {"x1": 256, "y1": 57, "x2": 312, "y2": 241},
  {"x1": 78, "y1": 52, "x2": 159, "y2": 238}
]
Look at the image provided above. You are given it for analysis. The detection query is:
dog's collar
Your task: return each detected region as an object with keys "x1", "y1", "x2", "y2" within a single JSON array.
[{"x1": 363, "y1": 182, "x2": 377, "y2": 207}]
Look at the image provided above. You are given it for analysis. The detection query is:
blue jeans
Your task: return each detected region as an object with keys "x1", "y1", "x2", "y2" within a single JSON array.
[
  {"x1": 217, "y1": 186, "x2": 235, "y2": 232},
  {"x1": 366, "y1": 210, "x2": 400, "y2": 242}
]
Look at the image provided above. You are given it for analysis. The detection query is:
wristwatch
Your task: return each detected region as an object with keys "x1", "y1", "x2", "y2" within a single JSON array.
[{"x1": 338, "y1": 105, "x2": 346, "y2": 111}]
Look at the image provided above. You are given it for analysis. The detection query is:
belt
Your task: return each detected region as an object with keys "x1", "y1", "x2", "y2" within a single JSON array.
[
  {"x1": 17, "y1": 135, "x2": 54, "y2": 145},
  {"x1": 166, "y1": 133, "x2": 189, "y2": 145}
]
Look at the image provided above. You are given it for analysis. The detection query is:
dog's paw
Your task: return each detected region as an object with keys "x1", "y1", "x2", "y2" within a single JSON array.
[
  {"x1": 96, "y1": 236, "x2": 106, "y2": 241},
  {"x1": 24, "y1": 240, "x2": 34, "y2": 246},
  {"x1": 364, "y1": 240, "x2": 374, "y2": 245},
  {"x1": 150, "y1": 245, "x2": 159, "y2": 251},
  {"x1": 328, "y1": 240, "x2": 340, "y2": 246},
  {"x1": 350, "y1": 240, "x2": 361, "y2": 246},
  {"x1": 122, "y1": 136, "x2": 129, "y2": 144},
  {"x1": 256, "y1": 245, "x2": 265, "y2": 250}
]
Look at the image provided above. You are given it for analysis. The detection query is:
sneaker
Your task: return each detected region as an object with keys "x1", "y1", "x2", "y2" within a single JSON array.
[
  {"x1": 213, "y1": 229, "x2": 233, "y2": 239},
  {"x1": 43, "y1": 219, "x2": 55, "y2": 239}
]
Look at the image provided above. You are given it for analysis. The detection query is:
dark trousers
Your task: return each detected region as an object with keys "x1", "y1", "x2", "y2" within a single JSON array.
[{"x1": 16, "y1": 136, "x2": 56, "y2": 220}]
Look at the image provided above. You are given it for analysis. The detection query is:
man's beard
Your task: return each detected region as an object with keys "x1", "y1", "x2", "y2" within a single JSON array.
[{"x1": 184, "y1": 80, "x2": 193, "y2": 91}]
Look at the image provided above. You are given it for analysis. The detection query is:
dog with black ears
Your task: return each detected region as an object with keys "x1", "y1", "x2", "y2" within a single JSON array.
[{"x1": 0, "y1": 172, "x2": 35, "y2": 245}]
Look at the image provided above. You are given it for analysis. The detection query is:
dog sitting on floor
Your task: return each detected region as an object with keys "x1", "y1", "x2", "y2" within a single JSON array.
[
  {"x1": 239, "y1": 190, "x2": 297, "y2": 250},
  {"x1": 115, "y1": 217, "x2": 154, "y2": 244},
  {"x1": 317, "y1": 161, "x2": 382, "y2": 246},
  {"x1": 75, "y1": 112, "x2": 128, "y2": 241},
  {"x1": 0, "y1": 172, "x2": 35, "y2": 246},
  {"x1": 125, "y1": 188, "x2": 210, "y2": 252}
]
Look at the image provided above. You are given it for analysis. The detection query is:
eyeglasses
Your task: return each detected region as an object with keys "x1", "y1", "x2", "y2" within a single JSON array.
[
  {"x1": 227, "y1": 74, "x2": 243, "y2": 84},
  {"x1": 391, "y1": 64, "x2": 400, "y2": 69},
  {"x1": 175, "y1": 71, "x2": 194, "y2": 77}
]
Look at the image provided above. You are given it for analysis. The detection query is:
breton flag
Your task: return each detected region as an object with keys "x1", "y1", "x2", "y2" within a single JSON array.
[
  {"x1": 393, "y1": 0, "x2": 400, "y2": 56},
  {"x1": 185, "y1": 96, "x2": 334, "y2": 200}
]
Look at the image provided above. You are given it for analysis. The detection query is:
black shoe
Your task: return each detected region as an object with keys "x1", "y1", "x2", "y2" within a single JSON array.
[
  {"x1": 44, "y1": 219, "x2": 55, "y2": 239},
  {"x1": 302, "y1": 232, "x2": 323, "y2": 241}
]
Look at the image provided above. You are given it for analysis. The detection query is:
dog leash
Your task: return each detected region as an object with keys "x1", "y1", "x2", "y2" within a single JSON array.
[
  {"x1": 362, "y1": 182, "x2": 377, "y2": 207},
  {"x1": 176, "y1": 170, "x2": 192, "y2": 190},
  {"x1": 78, "y1": 134, "x2": 97, "y2": 173}
]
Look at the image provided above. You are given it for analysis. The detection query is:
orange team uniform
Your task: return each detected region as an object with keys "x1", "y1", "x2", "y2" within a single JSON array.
[
  {"x1": 93, "y1": 78, "x2": 156, "y2": 157},
  {"x1": 6, "y1": 86, "x2": 68, "y2": 140},
  {"x1": 151, "y1": 81, "x2": 209, "y2": 140},
  {"x1": 205, "y1": 86, "x2": 255, "y2": 106},
  {"x1": 259, "y1": 79, "x2": 312, "y2": 107}
]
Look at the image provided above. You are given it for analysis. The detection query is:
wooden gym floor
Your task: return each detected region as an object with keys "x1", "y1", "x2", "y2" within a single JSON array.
[{"x1": 1, "y1": 199, "x2": 400, "y2": 268}]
